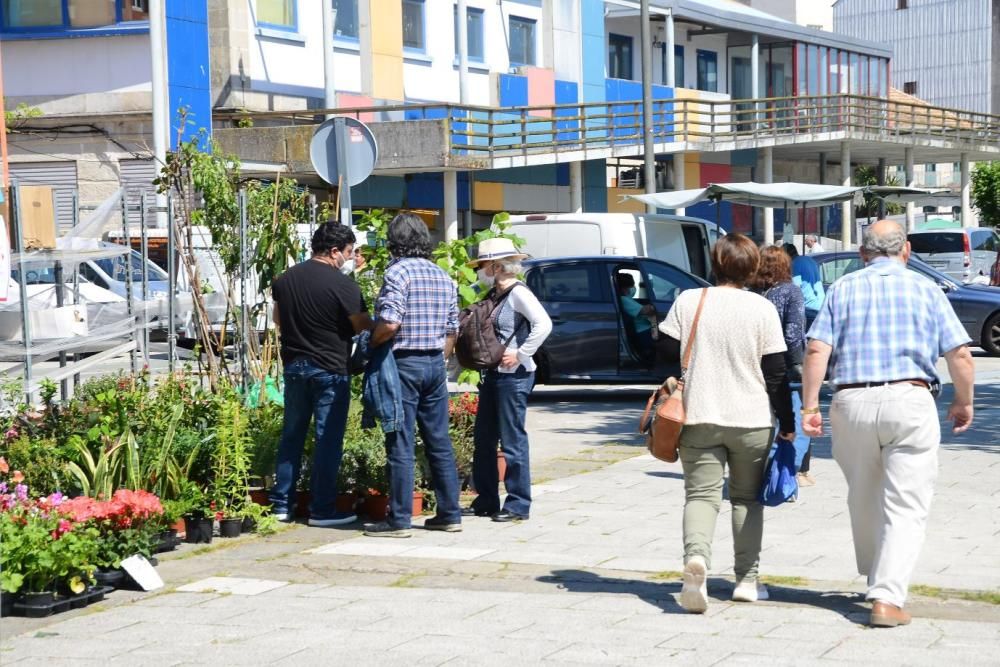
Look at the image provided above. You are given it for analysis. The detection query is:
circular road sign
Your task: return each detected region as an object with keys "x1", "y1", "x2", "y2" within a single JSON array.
[{"x1": 309, "y1": 117, "x2": 378, "y2": 186}]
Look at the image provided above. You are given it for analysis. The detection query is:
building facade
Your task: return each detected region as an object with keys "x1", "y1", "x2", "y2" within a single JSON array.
[{"x1": 2, "y1": 0, "x2": 997, "y2": 242}]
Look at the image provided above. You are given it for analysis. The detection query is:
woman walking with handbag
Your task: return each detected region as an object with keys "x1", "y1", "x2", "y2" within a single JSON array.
[
  {"x1": 751, "y1": 245, "x2": 814, "y2": 487},
  {"x1": 464, "y1": 238, "x2": 552, "y2": 522},
  {"x1": 659, "y1": 234, "x2": 795, "y2": 613}
]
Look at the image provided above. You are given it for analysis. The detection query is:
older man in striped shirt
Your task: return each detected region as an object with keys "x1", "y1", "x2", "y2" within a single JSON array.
[
  {"x1": 802, "y1": 219, "x2": 975, "y2": 629},
  {"x1": 367, "y1": 213, "x2": 462, "y2": 538}
]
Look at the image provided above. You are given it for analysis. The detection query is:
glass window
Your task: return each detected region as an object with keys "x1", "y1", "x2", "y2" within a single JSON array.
[
  {"x1": 860, "y1": 55, "x2": 869, "y2": 96},
  {"x1": 538, "y1": 264, "x2": 602, "y2": 302},
  {"x1": 402, "y1": 0, "x2": 424, "y2": 50},
  {"x1": 819, "y1": 47, "x2": 828, "y2": 96},
  {"x1": 908, "y1": 233, "x2": 964, "y2": 253},
  {"x1": 849, "y1": 52, "x2": 859, "y2": 95},
  {"x1": 2, "y1": 0, "x2": 119, "y2": 29},
  {"x1": 640, "y1": 261, "x2": 698, "y2": 306},
  {"x1": 972, "y1": 231, "x2": 998, "y2": 252},
  {"x1": 819, "y1": 257, "x2": 863, "y2": 286},
  {"x1": 674, "y1": 45, "x2": 684, "y2": 87},
  {"x1": 806, "y1": 44, "x2": 819, "y2": 95},
  {"x1": 696, "y1": 49, "x2": 717, "y2": 92},
  {"x1": 509, "y1": 16, "x2": 536, "y2": 66},
  {"x1": 608, "y1": 33, "x2": 633, "y2": 80},
  {"x1": 795, "y1": 42, "x2": 806, "y2": 95},
  {"x1": 334, "y1": 0, "x2": 358, "y2": 39},
  {"x1": 453, "y1": 6, "x2": 484, "y2": 61},
  {"x1": 257, "y1": 0, "x2": 295, "y2": 28}
]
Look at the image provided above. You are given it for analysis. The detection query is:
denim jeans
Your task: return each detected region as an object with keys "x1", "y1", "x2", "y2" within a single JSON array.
[
  {"x1": 471, "y1": 368, "x2": 534, "y2": 516},
  {"x1": 384, "y1": 351, "x2": 461, "y2": 528},
  {"x1": 787, "y1": 385, "x2": 812, "y2": 472},
  {"x1": 270, "y1": 358, "x2": 351, "y2": 520}
]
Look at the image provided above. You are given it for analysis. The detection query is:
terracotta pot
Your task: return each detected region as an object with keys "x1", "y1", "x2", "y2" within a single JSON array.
[
  {"x1": 249, "y1": 489, "x2": 269, "y2": 506},
  {"x1": 335, "y1": 493, "x2": 358, "y2": 513},
  {"x1": 497, "y1": 450, "x2": 507, "y2": 481},
  {"x1": 412, "y1": 491, "x2": 424, "y2": 516},
  {"x1": 172, "y1": 518, "x2": 187, "y2": 539},
  {"x1": 362, "y1": 492, "x2": 389, "y2": 521}
]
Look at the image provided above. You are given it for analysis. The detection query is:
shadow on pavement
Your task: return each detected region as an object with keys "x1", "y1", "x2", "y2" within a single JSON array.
[{"x1": 644, "y1": 470, "x2": 684, "y2": 480}]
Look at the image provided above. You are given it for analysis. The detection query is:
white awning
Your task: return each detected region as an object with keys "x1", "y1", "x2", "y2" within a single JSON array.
[
  {"x1": 628, "y1": 182, "x2": 865, "y2": 209},
  {"x1": 867, "y1": 186, "x2": 956, "y2": 206}
]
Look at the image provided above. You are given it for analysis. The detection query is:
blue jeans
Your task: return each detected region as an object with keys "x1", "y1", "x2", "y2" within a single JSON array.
[
  {"x1": 384, "y1": 351, "x2": 461, "y2": 528},
  {"x1": 471, "y1": 368, "x2": 534, "y2": 516},
  {"x1": 270, "y1": 358, "x2": 351, "y2": 520},
  {"x1": 786, "y1": 386, "x2": 812, "y2": 472}
]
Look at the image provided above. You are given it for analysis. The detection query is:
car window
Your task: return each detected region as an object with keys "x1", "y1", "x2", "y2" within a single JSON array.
[
  {"x1": 641, "y1": 260, "x2": 697, "y2": 302},
  {"x1": 613, "y1": 267, "x2": 647, "y2": 300},
  {"x1": 819, "y1": 258, "x2": 863, "y2": 285},
  {"x1": 908, "y1": 233, "x2": 963, "y2": 253},
  {"x1": 536, "y1": 264, "x2": 605, "y2": 302},
  {"x1": 972, "y1": 231, "x2": 998, "y2": 251}
]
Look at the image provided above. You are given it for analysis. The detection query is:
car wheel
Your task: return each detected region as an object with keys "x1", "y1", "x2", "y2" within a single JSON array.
[{"x1": 982, "y1": 312, "x2": 1000, "y2": 356}]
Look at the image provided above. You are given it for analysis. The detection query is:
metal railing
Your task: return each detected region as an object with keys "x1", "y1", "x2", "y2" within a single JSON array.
[{"x1": 216, "y1": 94, "x2": 1000, "y2": 162}]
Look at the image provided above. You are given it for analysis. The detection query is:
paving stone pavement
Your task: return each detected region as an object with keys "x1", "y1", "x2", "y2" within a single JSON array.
[{"x1": 2, "y1": 360, "x2": 999, "y2": 665}]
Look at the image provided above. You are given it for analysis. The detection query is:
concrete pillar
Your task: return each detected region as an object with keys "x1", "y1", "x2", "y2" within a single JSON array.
[
  {"x1": 904, "y1": 147, "x2": 915, "y2": 232},
  {"x1": 751, "y1": 33, "x2": 760, "y2": 123},
  {"x1": 673, "y1": 153, "x2": 686, "y2": 216},
  {"x1": 569, "y1": 161, "x2": 583, "y2": 212},
  {"x1": 457, "y1": 0, "x2": 469, "y2": 104},
  {"x1": 762, "y1": 146, "x2": 774, "y2": 245},
  {"x1": 961, "y1": 152, "x2": 971, "y2": 228},
  {"x1": 444, "y1": 171, "x2": 459, "y2": 241},
  {"x1": 841, "y1": 141, "x2": 852, "y2": 248},
  {"x1": 665, "y1": 11, "x2": 675, "y2": 88}
]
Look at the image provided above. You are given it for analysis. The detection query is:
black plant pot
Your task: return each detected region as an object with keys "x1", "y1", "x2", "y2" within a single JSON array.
[
  {"x1": 241, "y1": 516, "x2": 256, "y2": 533},
  {"x1": 14, "y1": 591, "x2": 59, "y2": 618},
  {"x1": 219, "y1": 517, "x2": 242, "y2": 538},
  {"x1": 184, "y1": 515, "x2": 214, "y2": 544},
  {"x1": 0, "y1": 591, "x2": 14, "y2": 617},
  {"x1": 155, "y1": 529, "x2": 179, "y2": 553},
  {"x1": 93, "y1": 569, "x2": 126, "y2": 589}
]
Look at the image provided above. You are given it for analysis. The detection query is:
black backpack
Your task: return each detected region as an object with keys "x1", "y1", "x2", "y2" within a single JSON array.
[{"x1": 455, "y1": 283, "x2": 527, "y2": 370}]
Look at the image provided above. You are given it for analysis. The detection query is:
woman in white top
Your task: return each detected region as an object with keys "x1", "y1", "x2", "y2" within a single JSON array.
[
  {"x1": 465, "y1": 238, "x2": 552, "y2": 522},
  {"x1": 659, "y1": 233, "x2": 795, "y2": 613}
]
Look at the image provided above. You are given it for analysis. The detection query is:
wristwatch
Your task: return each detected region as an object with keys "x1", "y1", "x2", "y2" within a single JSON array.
[{"x1": 800, "y1": 406, "x2": 821, "y2": 415}]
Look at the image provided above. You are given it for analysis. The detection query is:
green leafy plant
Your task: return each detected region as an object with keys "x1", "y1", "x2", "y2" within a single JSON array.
[
  {"x1": 209, "y1": 399, "x2": 252, "y2": 519},
  {"x1": 972, "y1": 161, "x2": 1000, "y2": 227},
  {"x1": 855, "y1": 166, "x2": 903, "y2": 219}
]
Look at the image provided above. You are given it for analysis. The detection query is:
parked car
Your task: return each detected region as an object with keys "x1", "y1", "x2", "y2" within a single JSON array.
[
  {"x1": 907, "y1": 227, "x2": 999, "y2": 284},
  {"x1": 521, "y1": 256, "x2": 710, "y2": 384},
  {"x1": 509, "y1": 213, "x2": 717, "y2": 281},
  {"x1": 810, "y1": 251, "x2": 1000, "y2": 356}
]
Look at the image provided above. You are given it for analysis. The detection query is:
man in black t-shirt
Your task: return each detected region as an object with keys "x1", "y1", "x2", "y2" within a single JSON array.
[{"x1": 269, "y1": 223, "x2": 371, "y2": 527}]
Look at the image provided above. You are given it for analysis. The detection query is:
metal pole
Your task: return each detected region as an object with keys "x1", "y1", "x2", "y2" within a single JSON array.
[
  {"x1": 877, "y1": 157, "x2": 887, "y2": 219},
  {"x1": 323, "y1": 2, "x2": 338, "y2": 118},
  {"x1": 333, "y1": 117, "x2": 353, "y2": 224},
  {"x1": 762, "y1": 146, "x2": 774, "y2": 245},
  {"x1": 238, "y1": 190, "x2": 250, "y2": 393},
  {"x1": 841, "y1": 141, "x2": 853, "y2": 248},
  {"x1": 665, "y1": 10, "x2": 675, "y2": 88},
  {"x1": 166, "y1": 197, "x2": 176, "y2": 373},
  {"x1": 641, "y1": 0, "x2": 656, "y2": 213},
  {"x1": 139, "y1": 197, "x2": 151, "y2": 370},
  {"x1": 71, "y1": 191, "x2": 81, "y2": 389},
  {"x1": 11, "y1": 185, "x2": 32, "y2": 404},
  {"x1": 751, "y1": 34, "x2": 760, "y2": 125},
  {"x1": 149, "y1": 0, "x2": 170, "y2": 230},
  {"x1": 121, "y1": 194, "x2": 138, "y2": 376},
  {"x1": 904, "y1": 147, "x2": 915, "y2": 232},
  {"x1": 308, "y1": 193, "x2": 317, "y2": 261},
  {"x1": 54, "y1": 259, "x2": 67, "y2": 401},
  {"x1": 444, "y1": 171, "x2": 459, "y2": 242},
  {"x1": 960, "y1": 152, "x2": 971, "y2": 228}
]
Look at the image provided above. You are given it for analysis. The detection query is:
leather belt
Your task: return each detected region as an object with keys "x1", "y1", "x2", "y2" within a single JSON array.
[{"x1": 835, "y1": 379, "x2": 930, "y2": 392}]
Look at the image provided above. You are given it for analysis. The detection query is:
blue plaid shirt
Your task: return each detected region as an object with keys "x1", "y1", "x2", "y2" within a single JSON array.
[
  {"x1": 807, "y1": 257, "x2": 970, "y2": 386},
  {"x1": 376, "y1": 257, "x2": 459, "y2": 351}
]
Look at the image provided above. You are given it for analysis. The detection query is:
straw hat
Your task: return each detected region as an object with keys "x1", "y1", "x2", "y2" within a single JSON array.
[{"x1": 468, "y1": 237, "x2": 529, "y2": 267}]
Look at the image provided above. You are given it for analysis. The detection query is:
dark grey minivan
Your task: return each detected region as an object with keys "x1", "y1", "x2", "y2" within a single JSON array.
[{"x1": 522, "y1": 256, "x2": 710, "y2": 384}]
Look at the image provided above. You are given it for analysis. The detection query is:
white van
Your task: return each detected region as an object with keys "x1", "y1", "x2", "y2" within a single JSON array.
[{"x1": 507, "y1": 213, "x2": 719, "y2": 280}]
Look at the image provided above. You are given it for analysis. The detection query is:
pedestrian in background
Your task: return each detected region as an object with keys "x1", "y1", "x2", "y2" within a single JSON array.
[
  {"x1": 367, "y1": 213, "x2": 463, "y2": 538},
  {"x1": 802, "y1": 220, "x2": 975, "y2": 628},
  {"x1": 783, "y1": 243, "x2": 826, "y2": 312},
  {"x1": 659, "y1": 234, "x2": 795, "y2": 614},
  {"x1": 270, "y1": 223, "x2": 371, "y2": 527},
  {"x1": 804, "y1": 234, "x2": 825, "y2": 254},
  {"x1": 465, "y1": 238, "x2": 552, "y2": 522},
  {"x1": 751, "y1": 245, "x2": 814, "y2": 487},
  {"x1": 615, "y1": 273, "x2": 656, "y2": 358}
]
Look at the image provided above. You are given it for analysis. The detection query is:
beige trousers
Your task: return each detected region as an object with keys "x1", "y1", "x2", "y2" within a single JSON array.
[{"x1": 830, "y1": 384, "x2": 940, "y2": 607}]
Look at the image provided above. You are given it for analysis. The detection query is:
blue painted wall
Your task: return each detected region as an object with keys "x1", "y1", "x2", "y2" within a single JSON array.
[
  {"x1": 582, "y1": 159, "x2": 607, "y2": 212},
  {"x1": 498, "y1": 74, "x2": 529, "y2": 107},
  {"x1": 352, "y1": 176, "x2": 406, "y2": 208},
  {"x1": 166, "y1": 0, "x2": 211, "y2": 149}
]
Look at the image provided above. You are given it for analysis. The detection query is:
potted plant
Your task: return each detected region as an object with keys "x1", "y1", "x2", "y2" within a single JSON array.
[
  {"x1": 210, "y1": 400, "x2": 253, "y2": 538},
  {"x1": 336, "y1": 435, "x2": 362, "y2": 514},
  {"x1": 174, "y1": 482, "x2": 213, "y2": 544},
  {"x1": 356, "y1": 432, "x2": 390, "y2": 520}
]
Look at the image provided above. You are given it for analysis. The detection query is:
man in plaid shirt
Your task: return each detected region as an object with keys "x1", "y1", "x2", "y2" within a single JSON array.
[
  {"x1": 802, "y1": 220, "x2": 975, "y2": 629},
  {"x1": 366, "y1": 213, "x2": 462, "y2": 537}
]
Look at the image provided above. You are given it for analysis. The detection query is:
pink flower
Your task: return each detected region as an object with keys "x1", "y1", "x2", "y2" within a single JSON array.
[
  {"x1": 0, "y1": 457, "x2": 8, "y2": 473},
  {"x1": 4, "y1": 428, "x2": 17, "y2": 441},
  {"x1": 11, "y1": 470, "x2": 23, "y2": 484},
  {"x1": 14, "y1": 484, "x2": 27, "y2": 501}
]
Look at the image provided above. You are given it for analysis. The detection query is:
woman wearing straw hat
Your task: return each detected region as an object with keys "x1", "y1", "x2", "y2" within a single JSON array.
[{"x1": 465, "y1": 237, "x2": 552, "y2": 522}]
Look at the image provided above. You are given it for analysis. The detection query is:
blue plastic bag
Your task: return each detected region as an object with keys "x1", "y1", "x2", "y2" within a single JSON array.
[{"x1": 759, "y1": 435, "x2": 799, "y2": 507}]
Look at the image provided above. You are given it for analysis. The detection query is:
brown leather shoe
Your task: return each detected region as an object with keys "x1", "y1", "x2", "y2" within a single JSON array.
[{"x1": 870, "y1": 601, "x2": 912, "y2": 627}]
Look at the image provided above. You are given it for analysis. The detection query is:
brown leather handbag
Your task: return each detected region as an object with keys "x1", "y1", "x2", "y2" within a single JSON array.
[{"x1": 639, "y1": 288, "x2": 708, "y2": 463}]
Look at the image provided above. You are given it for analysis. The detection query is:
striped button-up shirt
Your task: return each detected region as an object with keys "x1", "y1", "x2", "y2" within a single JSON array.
[
  {"x1": 807, "y1": 257, "x2": 970, "y2": 386},
  {"x1": 376, "y1": 257, "x2": 459, "y2": 351}
]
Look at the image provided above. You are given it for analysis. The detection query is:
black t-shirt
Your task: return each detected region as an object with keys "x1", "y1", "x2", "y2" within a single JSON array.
[{"x1": 272, "y1": 260, "x2": 366, "y2": 375}]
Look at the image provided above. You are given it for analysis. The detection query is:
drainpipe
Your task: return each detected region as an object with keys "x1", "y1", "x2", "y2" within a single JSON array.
[
  {"x1": 841, "y1": 141, "x2": 852, "y2": 248},
  {"x1": 960, "y1": 152, "x2": 971, "y2": 228},
  {"x1": 751, "y1": 34, "x2": 759, "y2": 123},
  {"x1": 762, "y1": 146, "x2": 774, "y2": 245},
  {"x1": 323, "y1": 1, "x2": 338, "y2": 117},
  {"x1": 641, "y1": 0, "x2": 656, "y2": 212},
  {"x1": 149, "y1": 0, "x2": 169, "y2": 229},
  {"x1": 666, "y1": 10, "x2": 675, "y2": 88},
  {"x1": 457, "y1": 0, "x2": 470, "y2": 234}
]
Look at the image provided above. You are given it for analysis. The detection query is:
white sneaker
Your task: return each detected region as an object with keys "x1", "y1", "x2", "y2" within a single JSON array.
[
  {"x1": 272, "y1": 513, "x2": 290, "y2": 522},
  {"x1": 732, "y1": 578, "x2": 769, "y2": 602},
  {"x1": 680, "y1": 556, "x2": 709, "y2": 613}
]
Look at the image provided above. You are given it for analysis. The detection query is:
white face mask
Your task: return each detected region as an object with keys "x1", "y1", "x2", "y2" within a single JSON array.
[
  {"x1": 478, "y1": 268, "x2": 495, "y2": 287},
  {"x1": 339, "y1": 259, "x2": 355, "y2": 275}
]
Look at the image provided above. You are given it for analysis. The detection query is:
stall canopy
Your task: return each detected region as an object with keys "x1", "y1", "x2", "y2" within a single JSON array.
[
  {"x1": 866, "y1": 186, "x2": 953, "y2": 205},
  {"x1": 627, "y1": 182, "x2": 865, "y2": 210}
]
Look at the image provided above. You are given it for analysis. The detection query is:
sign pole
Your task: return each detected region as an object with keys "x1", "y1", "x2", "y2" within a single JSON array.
[{"x1": 333, "y1": 117, "x2": 352, "y2": 225}]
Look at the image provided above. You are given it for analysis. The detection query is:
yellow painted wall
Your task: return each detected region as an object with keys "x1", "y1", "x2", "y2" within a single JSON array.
[
  {"x1": 607, "y1": 188, "x2": 645, "y2": 213},
  {"x1": 685, "y1": 153, "x2": 701, "y2": 190},
  {"x1": 474, "y1": 181, "x2": 505, "y2": 211},
  {"x1": 674, "y1": 88, "x2": 711, "y2": 140},
  {"x1": 367, "y1": 0, "x2": 404, "y2": 101}
]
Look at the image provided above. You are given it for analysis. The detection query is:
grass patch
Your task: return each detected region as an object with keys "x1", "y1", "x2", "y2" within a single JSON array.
[
  {"x1": 389, "y1": 571, "x2": 425, "y2": 588},
  {"x1": 759, "y1": 575, "x2": 809, "y2": 587},
  {"x1": 648, "y1": 570, "x2": 683, "y2": 581},
  {"x1": 911, "y1": 584, "x2": 1000, "y2": 605}
]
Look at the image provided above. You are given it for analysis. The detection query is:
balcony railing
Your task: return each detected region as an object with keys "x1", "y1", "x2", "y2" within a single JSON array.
[{"x1": 216, "y1": 94, "x2": 1000, "y2": 163}]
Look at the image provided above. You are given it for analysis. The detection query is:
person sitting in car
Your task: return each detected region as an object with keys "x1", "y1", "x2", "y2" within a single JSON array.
[{"x1": 616, "y1": 273, "x2": 656, "y2": 357}]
